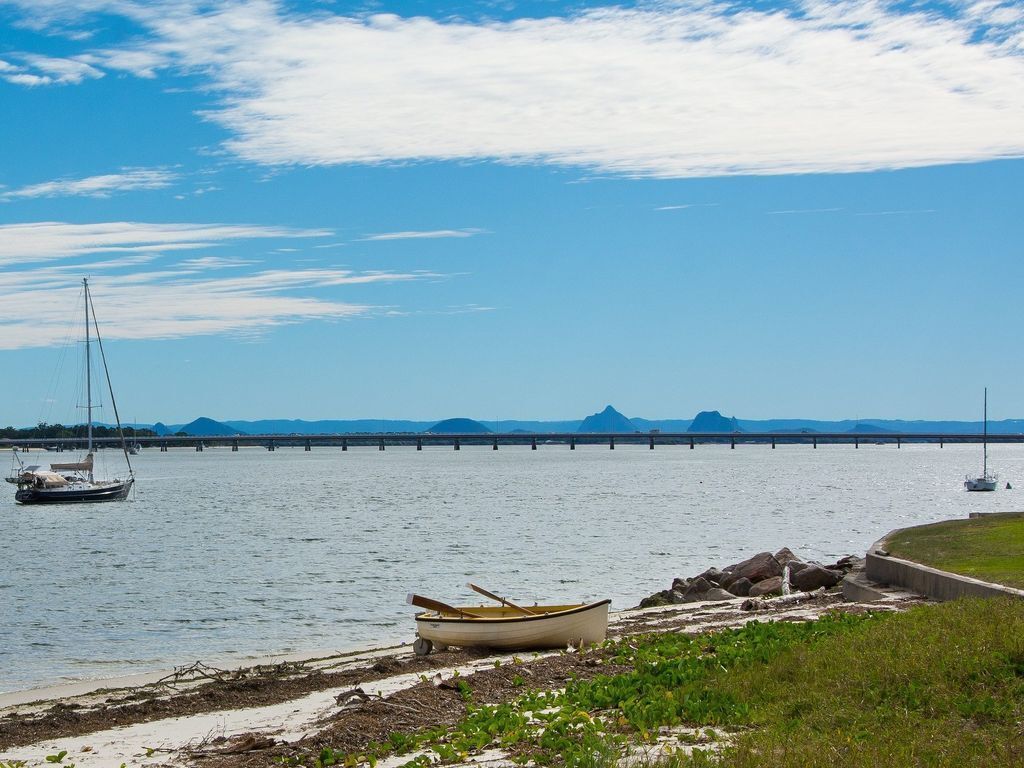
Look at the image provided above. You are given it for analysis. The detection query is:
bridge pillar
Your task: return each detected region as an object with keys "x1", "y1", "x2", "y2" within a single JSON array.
[
  {"x1": 232, "y1": 440, "x2": 238, "y2": 452},
  {"x1": 342, "y1": 438, "x2": 348, "y2": 452},
  {"x1": 772, "y1": 437, "x2": 776, "y2": 449},
  {"x1": 493, "y1": 438, "x2": 498, "y2": 450},
  {"x1": 161, "y1": 442, "x2": 167, "y2": 452},
  {"x1": 267, "y1": 441, "x2": 275, "y2": 451},
  {"x1": 609, "y1": 436, "x2": 615, "y2": 450},
  {"x1": 196, "y1": 443, "x2": 203, "y2": 452},
  {"x1": 417, "y1": 438, "x2": 423, "y2": 451},
  {"x1": 940, "y1": 439, "x2": 943, "y2": 448},
  {"x1": 454, "y1": 438, "x2": 460, "y2": 451},
  {"x1": 813, "y1": 437, "x2": 817, "y2": 449},
  {"x1": 897, "y1": 436, "x2": 901, "y2": 449},
  {"x1": 305, "y1": 439, "x2": 311, "y2": 452},
  {"x1": 730, "y1": 437, "x2": 735, "y2": 449},
  {"x1": 649, "y1": 436, "x2": 655, "y2": 450},
  {"x1": 690, "y1": 437, "x2": 694, "y2": 449},
  {"x1": 379, "y1": 438, "x2": 385, "y2": 451},
  {"x1": 531, "y1": 437, "x2": 537, "y2": 450},
  {"x1": 570, "y1": 436, "x2": 576, "y2": 450},
  {"x1": 855, "y1": 438, "x2": 859, "y2": 449}
]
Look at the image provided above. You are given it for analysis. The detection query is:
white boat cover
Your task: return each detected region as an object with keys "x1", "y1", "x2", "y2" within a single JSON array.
[
  {"x1": 21, "y1": 470, "x2": 70, "y2": 487},
  {"x1": 50, "y1": 453, "x2": 93, "y2": 472}
]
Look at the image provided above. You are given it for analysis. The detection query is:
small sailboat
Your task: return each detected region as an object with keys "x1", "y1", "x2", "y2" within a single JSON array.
[
  {"x1": 408, "y1": 584, "x2": 610, "y2": 656},
  {"x1": 6, "y1": 279, "x2": 135, "y2": 504},
  {"x1": 964, "y1": 387, "x2": 997, "y2": 492}
]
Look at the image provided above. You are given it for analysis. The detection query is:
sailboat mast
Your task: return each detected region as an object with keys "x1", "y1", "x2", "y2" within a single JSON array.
[
  {"x1": 84, "y1": 277, "x2": 93, "y2": 463},
  {"x1": 983, "y1": 387, "x2": 988, "y2": 477}
]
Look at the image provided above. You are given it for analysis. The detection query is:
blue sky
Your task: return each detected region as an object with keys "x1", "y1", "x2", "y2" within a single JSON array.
[{"x1": 1, "y1": 0, "x2": 1022, "y2": 426}]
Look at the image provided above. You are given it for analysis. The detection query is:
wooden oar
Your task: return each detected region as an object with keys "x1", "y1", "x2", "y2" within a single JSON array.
[
  {"x1": 407, "y1": 593, "x2": 483, "y2": 619},
  {"x1": 466, "y1": 583, "x2": 537, "y2": 615}
]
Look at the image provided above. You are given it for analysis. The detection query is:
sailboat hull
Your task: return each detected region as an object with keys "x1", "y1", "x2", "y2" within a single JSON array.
[
  {"x1": 14, "y1": 478, "x2": 133, "y2": 504},
  {"x1": 964, "y1": 478, "x2": 998, "y2": 492}
]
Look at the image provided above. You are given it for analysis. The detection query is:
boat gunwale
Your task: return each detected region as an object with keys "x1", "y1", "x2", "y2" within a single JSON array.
[{"x1": 414, "y1": 599, "x2": 611, "y2": 625}]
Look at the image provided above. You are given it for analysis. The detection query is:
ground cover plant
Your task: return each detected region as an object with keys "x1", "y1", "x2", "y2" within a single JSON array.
[
  {"x1": 321, "y1": 599, "x2": 1024, "y2": 768},
  {"x1": 885, "y1": 512, "x2": 1024, "y2": 588}
]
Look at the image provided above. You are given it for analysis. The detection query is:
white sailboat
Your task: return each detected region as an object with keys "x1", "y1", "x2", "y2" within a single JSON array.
[
  {"x1": 6, "y1": 279, "x2": 135, "y2": 504},
  {"x1": 964, "y1": 388, "x2": 997, "y2": 492}
]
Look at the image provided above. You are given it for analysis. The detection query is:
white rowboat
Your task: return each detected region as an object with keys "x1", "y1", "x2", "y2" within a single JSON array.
[{"x1": 410, "y1": 598, "x2": 611, "y2": 655}]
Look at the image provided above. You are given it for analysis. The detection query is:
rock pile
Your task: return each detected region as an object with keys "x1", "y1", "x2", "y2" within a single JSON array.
[{"x1": 638, "y1": 548, "x2": 863, "y2": 608}]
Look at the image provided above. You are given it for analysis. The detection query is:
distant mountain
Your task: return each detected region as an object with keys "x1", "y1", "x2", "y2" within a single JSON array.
[
  {"x1": 577, "y1": 405, "x2": 638, "y2": 433},
  {"x1": 152, "y1": 422, "x2": 172, "y2": 436},
  {"x1": 178, "y1": 417, "x2": 246, "y2": 436},
  {"x1": 225, "y1": 419, "x2": 430, "y2": 434},
  {"x1": 847, "y1": 423, "x2": 896, "y2": 434},
  {"x1": 426, "y1": 418, "x2": 492, "y2": 434},
  {"x1": 688, "y1": 411, "x2": 742, "y2": 433}
]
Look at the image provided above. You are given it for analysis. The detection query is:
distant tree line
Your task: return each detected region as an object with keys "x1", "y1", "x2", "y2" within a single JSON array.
[{"x1": 0, "y1": 422, "x2": 157, "y2": 440}]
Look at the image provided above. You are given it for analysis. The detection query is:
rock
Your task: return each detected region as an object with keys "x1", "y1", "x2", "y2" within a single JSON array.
[
  {"x1": 740, "y1": 598, "x2": 760, "y2": 611},
  {"x1": 790, "y1": 563, "x2": 841, "y2": 591},
  {"x1": 696, "y1": 567, "x2": 725, "y2": 586},
  {"x1": 669, "y1": 589, "x2": 687, "y2": 604},
  {"x1": 727, "y1": 577, "x2": 753, "y2": 596},
  {"x1": 671, "y1": 577, "x2": 689, "y2": 591},
  {"x1": 774, "y1": 547, "x2": 800, "y2": 566},
  {"x1": 683, "y1": 577, "x2": 713, "y2": 598},
  {"x1": 728, "y1": 552, "x2": 783, "y2": 584},
  {"x1": 748, "y1": 575, "x2": 783, "y2": 597},
  {"x1": 787, "y1": 560, "x2": 811, "y2": 577},
  {"x1": 702, "y1": 588, "x2": 735, "y2": 602},
  {"x1": 638, "y1": 590, "x2": 674, "y2": 608}
]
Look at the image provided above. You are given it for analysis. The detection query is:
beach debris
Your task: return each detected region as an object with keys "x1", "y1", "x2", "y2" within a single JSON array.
[
  {"x1": 154, "y1": 661, "x2": 229, "y2": 689},
  {"x1": 335, "y1": 687, "x2": 372, "y2": 709}
]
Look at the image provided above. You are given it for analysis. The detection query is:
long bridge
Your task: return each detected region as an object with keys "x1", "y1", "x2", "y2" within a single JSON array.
[{"x1": 4, "y1": 432, "x2": 1024, "y2": 452}]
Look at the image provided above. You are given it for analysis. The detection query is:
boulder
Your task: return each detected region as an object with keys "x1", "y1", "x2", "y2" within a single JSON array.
[
  {"x1": 671, "y1": 577, "x2": 689, "y2": 591},
  {"x1": 638, "y1": 590, "x2": 674, "y2": 608},
  {"x1": 696, "y1": 567, "x2": 725, "y2": 586},
  {"x1": 702, "y1": 587, "x2": 735, "y2": 602},
  {"x1": 728, "y1": 552, "x2": 783, "y2": 584},
  {"x1": 727, "y1": 577, "x2": 753, "y2": 597},
  {"x1": 786, "y1": 560, "x2": 811, "y2": 577},
  {"x1": 774, "y1": 547, "x2": 800, "y2": 566},
  {"x1": 683, "y1": 577, "x2": 713, "y2": 598},
  {"x1": 790, "y1": 564, "x2": 841, "y2": 591},
  {"x1": 748, "y1": 575, "x2": 783, "y2": 597}
]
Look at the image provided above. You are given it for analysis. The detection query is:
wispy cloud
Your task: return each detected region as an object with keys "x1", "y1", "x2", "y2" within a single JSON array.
[
  {"x1": 0, "y1": 221, "x2": 331, "y2": 267},
  {"x1": 1, "y1": 168, "x2": 179, "y2": 200},
  {"x1": 655, "y1": 204, "x2": 718, "y2": 211},
  {"x1": 5, "y1": 1, "x2": 1023, "y2": 177},
  {"x1": 0, "y1": 265, "x2": 439, "y2": 350},
  {"x1": 854, "y1": 209, "x2": 937, "y2": 216},
  {"x1": 0, "y1": 53, "x2": 103, "y2": 85},
  {"x1": 768, "y1": 207, "x2": 844, "y2": 215},
  {"x1": 358, "y1": 228, "x2": 485, "y2": 242}
]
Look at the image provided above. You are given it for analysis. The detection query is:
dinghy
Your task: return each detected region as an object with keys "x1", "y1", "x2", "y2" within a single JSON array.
[{"x1": 408, "y1": 584, "x2": 610, "y2": 656}]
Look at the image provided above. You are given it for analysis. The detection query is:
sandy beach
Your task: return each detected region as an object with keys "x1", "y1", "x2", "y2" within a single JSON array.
[{"x1": 0, "y1": 586, "x2": 922, "y2": 768}]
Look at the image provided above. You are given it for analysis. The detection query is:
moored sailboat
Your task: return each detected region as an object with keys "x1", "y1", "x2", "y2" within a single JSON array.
[
  {"x1": 964, "y1": 388, "x2": 997, "y2": 492},
  {"x1": 6, "y1": 279, "x2": 134, "y2": 504}
]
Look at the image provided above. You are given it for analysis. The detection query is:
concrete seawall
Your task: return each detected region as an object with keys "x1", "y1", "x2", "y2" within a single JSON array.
[{"x1": 865, "y1": 525, "x2": 1024, "y2": 602}]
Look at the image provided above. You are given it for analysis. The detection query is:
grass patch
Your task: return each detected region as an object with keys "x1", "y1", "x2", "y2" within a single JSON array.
[
  {"x1": 321, "y1": 600, "x2": 1024, "y2": 768},
  {"x1": 885, "y1": 512, "x2": 1024, "y2": 588}
]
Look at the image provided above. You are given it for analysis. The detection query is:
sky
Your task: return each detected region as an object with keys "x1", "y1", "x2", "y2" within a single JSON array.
[{"x1": 0, "y1": 0, "x2": 1022, "y2": 426}]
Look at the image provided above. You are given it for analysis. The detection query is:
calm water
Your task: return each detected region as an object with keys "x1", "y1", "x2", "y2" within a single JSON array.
[{"x1": 2, "y1": 443, "x2": 1021, "y2": 694}]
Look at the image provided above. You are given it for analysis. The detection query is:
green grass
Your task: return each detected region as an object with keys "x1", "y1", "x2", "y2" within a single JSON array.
[
  {"x1": 324, "y1": 600, "x2": 1024, "y2": 768},
  {"x1": 885, "y1": 512, "x2": 1024, "y2": 588}
]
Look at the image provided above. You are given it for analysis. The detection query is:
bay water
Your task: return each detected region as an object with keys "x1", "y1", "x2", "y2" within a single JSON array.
[{"x1": 2, "y1": 442, "x2": 1021, "y2": 694}]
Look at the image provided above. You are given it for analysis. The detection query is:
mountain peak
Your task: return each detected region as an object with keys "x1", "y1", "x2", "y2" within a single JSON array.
[
  {"x1": 687, "y1": 410, "x2": 742, "y2": 433},
  {"x1": 577, "y1": 405, "x2": 638, "y2": 433}
]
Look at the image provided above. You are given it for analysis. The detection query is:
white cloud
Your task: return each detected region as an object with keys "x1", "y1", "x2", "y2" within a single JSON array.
[
  {"x1": 0, "y1": 54, "x2": 105, "y2": 85},
  {"x1": 359, "y1": 229, "x2": 485, "y2": 241},
  {"x1": 0, "y1": 221, "x2": 331, "y2": 267},
  {"x1": 0, "y1": 264, "x2": 436, "y2": 349},
  {"x1": 5, "y1": 1, "x2": 1024, "y2": 177},
  {"x1": 2, "y1": 168, "x2": 179, "y2": 200},
  {"x1": 150, "y1": 0, "x2": 1024, "y2": 177}
]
